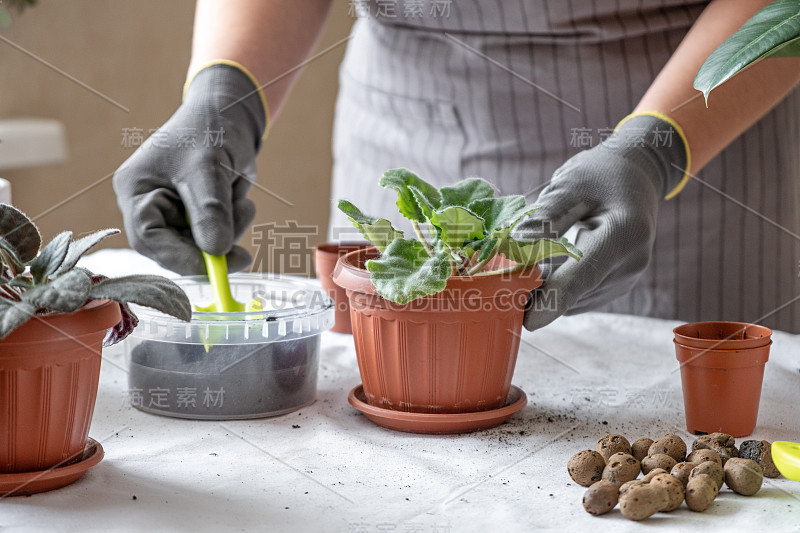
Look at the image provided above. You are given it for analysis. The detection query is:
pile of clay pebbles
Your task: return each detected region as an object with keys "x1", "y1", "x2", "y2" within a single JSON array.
[{"x1": 567, "y1": 432, "x2": 780, "y2": 521}]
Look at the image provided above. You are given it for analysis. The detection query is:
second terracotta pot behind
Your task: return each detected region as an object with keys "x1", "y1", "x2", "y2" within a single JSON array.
[
  {"x1": 314, "y1": 242, "x2": 369, "y2": 334},
  {"x1": 335, "y1": 248, "x2": 542, "y2": 414}
]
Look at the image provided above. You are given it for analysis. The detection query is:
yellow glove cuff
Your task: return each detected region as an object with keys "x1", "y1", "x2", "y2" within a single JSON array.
[
  {"x1": 615, "y1": 110, "x2": 691, "y2": 200},
  {"x1": 184, "y1": 59, "x2": 271, "y2": 135}
]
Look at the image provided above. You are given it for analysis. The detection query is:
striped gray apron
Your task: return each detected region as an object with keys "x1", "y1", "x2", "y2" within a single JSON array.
[{"x1": 329, "y1": 0, "x2": 800, "y2": 333}]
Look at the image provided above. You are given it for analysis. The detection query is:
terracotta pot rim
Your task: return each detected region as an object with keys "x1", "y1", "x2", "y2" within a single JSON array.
[
  {"x1": 333, "y1": 247, "x2": 543, "y2": 300},
  {"x1": 314, "y1": 241, "x2": 371, "y2": 255},
  {"x1": 674, "y1": 339, "x2": 770, "y2": 368},
  {"x1": 673, "y1": 321, "x2": 772, "y2": 349},
  {"x1": 0, "y1": 299, "x2": 121, "y2": 345}
]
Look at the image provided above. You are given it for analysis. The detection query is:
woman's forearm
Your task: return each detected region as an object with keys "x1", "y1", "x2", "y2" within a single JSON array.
[
  {"x1": 188, "y1": 0, "x2": 334, "y2": 120},
  {"x1": 635, "y1": 0, "x2": 800, "y2": 174}
]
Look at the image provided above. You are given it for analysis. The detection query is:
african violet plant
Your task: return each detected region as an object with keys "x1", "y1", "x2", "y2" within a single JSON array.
[
  {"x1": 0, "y1": 203, "x2": 191, "y2": 343},
  {"x1": 338, "y1": 169, "x2": 582, "y2": 304}
]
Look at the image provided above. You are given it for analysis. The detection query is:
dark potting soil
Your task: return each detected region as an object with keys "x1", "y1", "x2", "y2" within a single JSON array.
[{"x1": 128, "y1": 336, "x2": 319, "y2": 419}]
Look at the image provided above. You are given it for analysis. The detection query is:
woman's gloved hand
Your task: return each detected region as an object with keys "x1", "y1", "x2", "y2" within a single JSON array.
[
  {"x1": 113, "y1": 62, "x2": 267, "y2": 275},
  {"x1": 516, "y1": 113, "x2": 690, "y2": 330}
]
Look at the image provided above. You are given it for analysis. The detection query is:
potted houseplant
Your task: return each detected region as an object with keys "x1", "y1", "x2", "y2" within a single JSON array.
[
  {"x1": 333, "y1": 169, "x2": 581, "y2": 433},
  {"x1": 0, "y1": 203, "x2": 191, "y2": 495}
]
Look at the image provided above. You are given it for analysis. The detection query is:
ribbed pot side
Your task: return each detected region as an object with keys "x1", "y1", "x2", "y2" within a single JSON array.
[
  {"x1": 0, "y1": 300, "x2": 121, "y2": 473},
  {"x1": 335, "y1": 248, "x2": 542, "y2": 414}
]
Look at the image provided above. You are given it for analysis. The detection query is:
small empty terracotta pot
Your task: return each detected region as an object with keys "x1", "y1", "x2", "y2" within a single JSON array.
[
  {"x1": 674, "y1": 321, "x2": 772, "y2": 437},
  {"x1": 314, "y1": 242, "x2": 369, "y2": 334}
]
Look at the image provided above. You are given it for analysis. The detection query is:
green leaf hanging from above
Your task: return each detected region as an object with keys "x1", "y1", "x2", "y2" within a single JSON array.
[
  {"x1": 439, "y1": 177, "x2": 495, "y2": 208},
  {"x1": 338, "y1": 199, "x2": 404, "y2": 252},
  {"x1": 694, "y1": 0, "x2": 800, "y2": 101},
  {"x1": 379, "y1": 168, "x2": 441, "y2": 222},
  {"x1": 366, "y1": 238, "x2": 451, "y2": 304},
  {"x1": 499, "y1": 237, "x2": 583, "y2": 266}
]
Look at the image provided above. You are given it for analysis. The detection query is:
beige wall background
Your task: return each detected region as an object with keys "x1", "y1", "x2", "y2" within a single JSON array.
[{"x1": 0, "y1": 0, "x2": 353, "y2": 274}]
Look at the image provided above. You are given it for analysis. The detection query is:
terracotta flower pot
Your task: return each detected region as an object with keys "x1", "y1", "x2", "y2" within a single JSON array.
[
  {"x1": 0, "y1": 299, "x2": 121, "y2": 474},
  {"x1": 314, "y1": 242, "x2": 370, "y2": 334},
  {"x1": 333, "y1": 247, "x2": 541, "y2": 415},
  {"x1": 674, "y1": 321, "x2": 772, "y2": 437}
]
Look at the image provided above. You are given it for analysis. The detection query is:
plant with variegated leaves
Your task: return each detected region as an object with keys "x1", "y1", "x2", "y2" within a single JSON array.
[
  {"x1": 338, "y1": 169, "x2": 582, "y2": 304},
  {"x1": 0, "y1": 203, "x2": 191, "y2": 343}
]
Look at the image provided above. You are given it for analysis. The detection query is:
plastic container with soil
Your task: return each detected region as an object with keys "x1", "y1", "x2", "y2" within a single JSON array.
[{"x1": 123, "y1": 275, "x2": 334, "y2": 420}]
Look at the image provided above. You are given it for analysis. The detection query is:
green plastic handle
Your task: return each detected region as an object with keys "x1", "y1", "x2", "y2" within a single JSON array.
[{"x1": 199, "y1": 252, "x2": 246, "y2": 312}]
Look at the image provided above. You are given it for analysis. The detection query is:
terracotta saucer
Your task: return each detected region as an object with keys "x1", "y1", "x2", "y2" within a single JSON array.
[
  {"x1": 0, "y1": 438, "x2": 104, "y2": 497},
  {"x1": 348, "y1": 385, "x2": 527, "y2": 434}
]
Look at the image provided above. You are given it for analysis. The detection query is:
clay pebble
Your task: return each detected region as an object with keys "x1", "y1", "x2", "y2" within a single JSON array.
[
  {"x1": 568, "y1": 450, "x2": 606, "y2": 487},
  {"x1": 619, "y1": 468, "x2": 668, "y2": 495},
  {"x1": 649, "y1": 434, "x2": 687, "y2": 462},
  {"x1": 641, "y1": 453, "x2": 677, "y2": 475},
  {"x1": 583, "y1": 480, "x2": 620, "y2": 515},
  {"x1": 595, "y1": 434, "x2": 632, "y2": 462},
  {"x1": 649, "y1": 473, "x2": 685, "y2": 512},
  {"x1": 619, "y1": 484, "x2": 669, "y2": 521},
  {"x1": 631, "y1": 438, "x2": 653, "y2": 463},
  {"x1": 690, "y1": 461, "x2": 724, "y2": 491},
  {"x1": 602, "y1": 452, "x2": 640, "y2": 485},
  {"x1": 724, "y1": 458, "x2": 763, "y2": 496},
  {"x1": 670, "y1": 462, "x2": 699, "y2": 487},
  {"x1": 692, "y1": 433, "x2": 738, "y2": 465},
  {"x1": 686, "y1": 449, "x2": 723, "y2": 467},
  {"x1": 685, "y1": 474, "x2": 718, "y2": 512},
  {"x1": 739, "y1": 440, "x2": 780, "y2": 479}
]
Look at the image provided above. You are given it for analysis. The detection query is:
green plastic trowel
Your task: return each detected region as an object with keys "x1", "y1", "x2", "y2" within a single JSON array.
[
  {"x1": 193, "y1": 252, "x2": 263, "y2": 351},
  {"x1": 193, "y1": 252, "x2": 262, "y2": 313},
  {"x1": 772, "y1": 441, "x2": 800, "y2": 481}
]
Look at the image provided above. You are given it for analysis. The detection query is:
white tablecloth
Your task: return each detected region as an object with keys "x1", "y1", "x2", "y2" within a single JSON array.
[{"x1": 3, "y1": 250, "x2": 799, "y2": 532}]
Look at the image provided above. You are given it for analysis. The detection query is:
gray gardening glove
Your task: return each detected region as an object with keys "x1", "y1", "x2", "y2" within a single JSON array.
[
  {"x1": 516, "y1": 114, "x2": 689, "y2": 330},
  {"x1": 113, "y1": 63, "x2": 267, "y2": 275}
]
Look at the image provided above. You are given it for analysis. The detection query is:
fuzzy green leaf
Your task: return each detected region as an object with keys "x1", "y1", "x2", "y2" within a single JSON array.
[
  {"x1": 8, "y1": 274, "x2": 33, "y2": 288},
  {"x1": 408, "y1": 185, "x2": 438, "y2": 220},
  {"x1": 429, "y1": 206, "x2": 485, "y2": 248},
  {"x1": 694, "y1": 0, "x2": 800, "y2": 101},
  {"x1": 89, "y1": 274, "x2": 192, "y2": 322},
  {"x1": 469, "y1": 196, "x2": 536, "y2": 235},
  {"x1": 500, "y1": 237, "x2": 583, "y2": 266},
  {"x1": 0, "y1": 245, "x2": 24, "y2": 276},
  {"x1": 0, "y1": 204, "x2": 41, "y2": 263},
  {"x1": 379, "y1": 168, "x2": 441, "y2": 222},
  {"x1": 366, "y1": 238, "x2": 451, "y2": 304},
  {"x1": 22, "y1": 268, "x2": 92, "y2": 313},
  {"x1": 55, "y1": 228, "x2": 120, "y2": 276},
  {"x1": 0, "y1": 299, "x2": 36, "y2": 339},
  {"x1": 439, "y1": 177, "x2": 495, "y2": 208},
  {"x1": 338, "y1": 199, "x2": 403, "y2": 252},
  {"x1": 30, "y1": 231, "x2": 71, "y2": 284}
]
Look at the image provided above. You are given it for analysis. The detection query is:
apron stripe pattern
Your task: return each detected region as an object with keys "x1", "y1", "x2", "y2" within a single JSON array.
[{"x1": 330, "y1": 0, "x2": 800, "y2": 332}]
